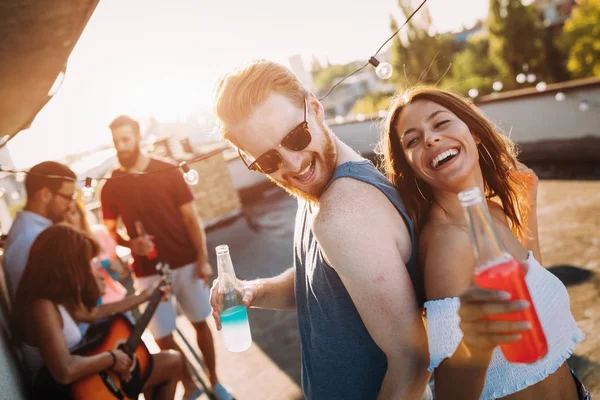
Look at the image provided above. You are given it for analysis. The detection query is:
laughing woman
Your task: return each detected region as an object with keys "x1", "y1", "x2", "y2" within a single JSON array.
[{"x1": 380, "y1": 88, "x2": 588, "y2": 400}]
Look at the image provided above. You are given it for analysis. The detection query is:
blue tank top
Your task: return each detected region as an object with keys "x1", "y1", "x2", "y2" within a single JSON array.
[{"x1": 294, "y1": 160, "x2": 423, "y2": 400}]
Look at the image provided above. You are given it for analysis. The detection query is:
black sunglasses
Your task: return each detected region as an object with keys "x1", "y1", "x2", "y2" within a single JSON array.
[
  {"x1": 53, "y1": 191, "x2": 76, "y2": 201},
  {"x1": 239, "y1": 98, "x2": 311, "y2": 174}
]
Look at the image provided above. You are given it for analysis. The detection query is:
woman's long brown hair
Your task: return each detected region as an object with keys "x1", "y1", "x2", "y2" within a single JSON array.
[
  {"x1": 11, "y1": 224, "x2": 100, "y2": 344},
  {"x1": 378, "y1": 87, "x2": 526, "y2": 238}
]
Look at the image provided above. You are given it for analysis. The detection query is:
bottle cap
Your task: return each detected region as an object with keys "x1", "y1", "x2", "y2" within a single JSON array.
[
  {"x1": 216, "y1": 244, "x2": 229, "y2": 255},
  {"x1": 458, "y1": 186, "x2": 483, "y2": 206}
]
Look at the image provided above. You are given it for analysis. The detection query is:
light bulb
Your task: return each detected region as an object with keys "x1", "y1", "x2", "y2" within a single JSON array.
[
  {"x1": 15, "y1": 172, "x2": 26, "y2": 182},
  {"x1": 184, "y1": 169, "x2": 199, "y2": 185},
  {"x1": 579, "y1": 100, "x2": 589, "y2": 112},
  {"x1": 535, "y1": 81, "x2": 547, "y2": 92},
  {"x1": 555, "y1": 92, "x2": 566, "y2": 102},
  {"x1": 375, "y1": 62, "x2": 393, "y2": 80},
  {"x1": 468, "y1": 88, "x2": 479, "y2": 99},
  {"x1": 526, "y1": 73, "x2": 536, "y2": 83},
  {"x1": 492, "y1": 81, "x2": 503, "y2": 91},
  {"x1": 334, "y1": 115, "x2": 344, "y2": 124},
  {"x1": 11, "y1": 191, "x2": 20, "y2": 201},
  {"x1": 516, "y1": 73, "x2": 526, "y2": 84},
  {"x1": 82, "y1": 177, "x2": 95, "y2": 202},
  {"x1": 179, "y1": 161, "x2": 199, "y2": 185},
  {"x1": 356, "y1": 113, "x2": 365, "y2": 122},
  {"x1": 82, "y1": 186, "x2": 95, "y2": 202},
  {"x1": 369, "y1": 57, "x2": 393, "y2": 80}
]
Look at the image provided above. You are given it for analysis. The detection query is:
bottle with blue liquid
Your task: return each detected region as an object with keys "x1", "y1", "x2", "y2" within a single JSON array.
[{"x1": 216, "y1": 245, "x2": 252, "y2": 352}]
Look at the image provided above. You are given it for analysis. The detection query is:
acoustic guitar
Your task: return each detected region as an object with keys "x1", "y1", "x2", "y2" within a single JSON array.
[{"x1": 33, "y1": 263, "x2": 172, "y2": 399}]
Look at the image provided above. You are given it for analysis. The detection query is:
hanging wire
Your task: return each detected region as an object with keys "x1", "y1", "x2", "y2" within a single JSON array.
[
  {"x1": 318, "y1": 0, "x2": 428, "y2": 101},
  {"x1": 0, "y1": 148, "x2": 225, "y2": 183}
]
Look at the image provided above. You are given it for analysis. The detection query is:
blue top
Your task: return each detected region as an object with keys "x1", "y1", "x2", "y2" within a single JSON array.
[
  {"x1": 294, "y1": 160, "x2": 423, "y2": 400},
  {"x1": 3, "y1": 211, "x2": 52, "y2": 300}
]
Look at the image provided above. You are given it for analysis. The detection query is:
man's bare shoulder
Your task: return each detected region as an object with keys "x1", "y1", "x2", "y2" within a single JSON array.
[
  {"x1": 313, "y1": 178, "x2": 400, "y2": 230},
  {"x1": 313, "y1": 177, "x2": 411, "y2": 262}
]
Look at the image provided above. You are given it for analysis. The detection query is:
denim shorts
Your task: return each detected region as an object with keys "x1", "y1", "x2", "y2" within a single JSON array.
[{"x1": 571, "y1": 368, "x2": 592, "y2": 400}]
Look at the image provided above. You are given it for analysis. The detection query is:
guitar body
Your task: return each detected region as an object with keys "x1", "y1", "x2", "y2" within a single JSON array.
[{"x1": 34, "y1": 314, "x2": 153, "y2": 400}]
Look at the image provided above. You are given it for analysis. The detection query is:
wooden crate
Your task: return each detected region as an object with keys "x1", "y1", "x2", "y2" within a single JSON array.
[{"x1": 188, "y1": 151, "x2": 242, "y2": 227}]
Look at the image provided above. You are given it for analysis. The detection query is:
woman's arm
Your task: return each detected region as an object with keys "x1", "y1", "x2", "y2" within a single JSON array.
[
  {"x1": 76, "y1": 278, "x2": 166, "y2": 322},
  {"x1": 32, "y1": 300, "x2": 116, "y2": 384},
  {"x1": 513, "y1": 162, "x2": 542, "y2": 263},
  {"x1": 424, "y1": 224, "x2": 533, "y2": 400},
  {"x1": 421, "y1": 226, "x2": 493, "y2": 400}
]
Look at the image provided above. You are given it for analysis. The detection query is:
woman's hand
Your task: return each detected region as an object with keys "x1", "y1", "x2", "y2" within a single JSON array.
[
  {"x1": 109, "y1": 349, "x2": 133, "y2": 382},
  {"x1": 458, "y1": 286, "x2": 532, "y2": 352},
  {"x1": 142, "y1": 277, "x2": 171, "y2": 302}
]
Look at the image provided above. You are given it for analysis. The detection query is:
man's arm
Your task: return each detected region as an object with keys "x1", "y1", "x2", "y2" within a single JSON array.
[
  {"x1": 103, "y1": 218, "x2": 130, "y2": 248},
  {"x1": 210, "y1": 267, "x2": 295, "y2": 330},
  {"x1": 314, "y1": 179, "x2": 430, "y2": 400},
  {"x1": 179, "y1": 200, "x2": 208, "y2": 263}
]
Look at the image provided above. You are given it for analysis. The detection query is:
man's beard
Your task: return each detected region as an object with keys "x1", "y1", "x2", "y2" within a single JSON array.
[
  {"x1": 117, "y1": 147, "x2": 141, "y2": 169},
  {"x1": 270, "y1": 121, "x2": 337, "y2": 203}
]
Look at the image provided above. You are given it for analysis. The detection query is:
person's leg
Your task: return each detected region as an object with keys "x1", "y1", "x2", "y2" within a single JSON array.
[
  {"x1": 192, "y1": 320, "x2": 217, "y2": 385},
  {"x1": 154, "y1": 333, "x2": 200, "y2": 397},
  {"x1": 174, "y1": 263, "x2": 232, "y2": 399},
  {"x1": 136, "y1": 273, "x2": 198, "y2": 397},
  {"x1": 141, "y1": 350, "x2": 183, "y2": 400}
]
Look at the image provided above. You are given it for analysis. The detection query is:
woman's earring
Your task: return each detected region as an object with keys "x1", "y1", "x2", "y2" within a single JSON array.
[
  {"x1": 415, "y1": 178, "x2": 429, "y2": 202},
  {"x1": 478, "y1": 142, "x2": 496, "y2": 170}
]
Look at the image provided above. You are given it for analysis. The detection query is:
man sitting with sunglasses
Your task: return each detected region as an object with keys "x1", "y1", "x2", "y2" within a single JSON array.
[
  {"x1": 210, "y1": 60, "x2": 431, "y2": 400},
  {"x1": 3, "y1": 161, "x2": 77, "y2": 301}
]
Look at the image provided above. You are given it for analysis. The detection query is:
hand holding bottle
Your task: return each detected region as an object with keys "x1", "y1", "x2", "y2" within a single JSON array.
[
  {"x1": 212, "y1": 244, "x2": 252, "y2": 352},
  {"x1": 458, "y1": 286, "x2": 533, "y2": 352},
  {"x1": 210, "y1": 278, "x2": 259, "y2": 330}
]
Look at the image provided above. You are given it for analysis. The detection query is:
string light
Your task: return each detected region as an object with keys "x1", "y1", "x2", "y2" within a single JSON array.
[
  {"x1": 492, "y1": 81, "x2": 503, "y2": 91},
  {"x1": 0, "y1": 148, "x2": 222, "y2": 189},
  {"x1": 318, "y1": 0, "x2": 428, "y2": 101},
  {"x1": 535, "y1": 81, "x2": 547, "y2": 92},
  {"x1": 526, "y1": 73, "x2": 536, "y2": 83},
  {"x1": 82, "y1": 177, "x2": 95, "y2": 202},
  {"x1": 555, "y1": 92, "x2": 566, "y2": 101},
  {"x1": 368, "y1": 57, "x2": 393, "y2": 80},
  {"x1": 516, "y1": 73, "x2": 526, "y2": 84},
  {"x1": 579, "y1": 100, "x2": 589, "y2": 111},
  {"x1": 179, "y1": 161, "x2": 200, "y2": 185},
  {"x1": 468, "y1": 88, "x2": 479, "y2": 99}
]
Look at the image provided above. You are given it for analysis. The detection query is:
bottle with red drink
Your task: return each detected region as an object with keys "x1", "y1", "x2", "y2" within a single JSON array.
[
  {"x1": 134, "y1": 220, "x2": 158, "y2": 260},
  {"x1": 458, "y1": 186, "x2": 547, "y2": 364}
]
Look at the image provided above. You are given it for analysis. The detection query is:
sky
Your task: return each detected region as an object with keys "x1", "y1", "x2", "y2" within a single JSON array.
[{"x1": 7, "y1": 0, "x2": 489, "y2": 169}]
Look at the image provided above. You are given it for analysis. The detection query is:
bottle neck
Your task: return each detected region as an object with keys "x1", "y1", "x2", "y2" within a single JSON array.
[
  {"x1": 217, "y1": 251, "x2": 237, "y2": 290},
  {"x1": 463, "y1": 199, "x2": 508, "y2": 269}
]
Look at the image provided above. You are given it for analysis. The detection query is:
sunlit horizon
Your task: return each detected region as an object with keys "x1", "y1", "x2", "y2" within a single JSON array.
[{"x1": 7, "y1": 0, "x2": 488, "y2": 169}]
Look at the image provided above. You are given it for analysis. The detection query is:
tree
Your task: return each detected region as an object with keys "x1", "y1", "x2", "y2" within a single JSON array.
[
  {"x1": 311, "y1": 63, "x2": 356, "y2": 90},
  {"x1": 487, "y1": 0, "x2": 548, "y2": 89},
  {"x1": 560, "y1": 0, "x2": 600, "y2": 79},
  {"x1": 441, "y1": 33, "x2": 501, "y2": 96},
  {"x1": 388, "y1": 1, "x2": 456, "y2": 89},
  {"x1": 351, "y1": 91, "x2": 393, "y2": 115}
]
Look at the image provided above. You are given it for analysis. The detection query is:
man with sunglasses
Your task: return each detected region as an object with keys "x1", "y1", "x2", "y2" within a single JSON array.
[
  {"x1": 3, "y1": 161, "x2": 76, "y2": 301},
  {"x1": 211, "y1": 60, "x2": 431, "y2": 400}
]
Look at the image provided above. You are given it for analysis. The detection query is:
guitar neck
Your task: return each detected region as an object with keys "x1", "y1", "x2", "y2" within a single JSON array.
[{"x1": 125, "y1": 288, "x2": 164, "y2": 352}]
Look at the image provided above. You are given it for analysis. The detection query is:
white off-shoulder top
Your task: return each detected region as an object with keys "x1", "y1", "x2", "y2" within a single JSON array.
[{"x1": 425, "y1": 252, "x2": 585, "y2": 399}]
